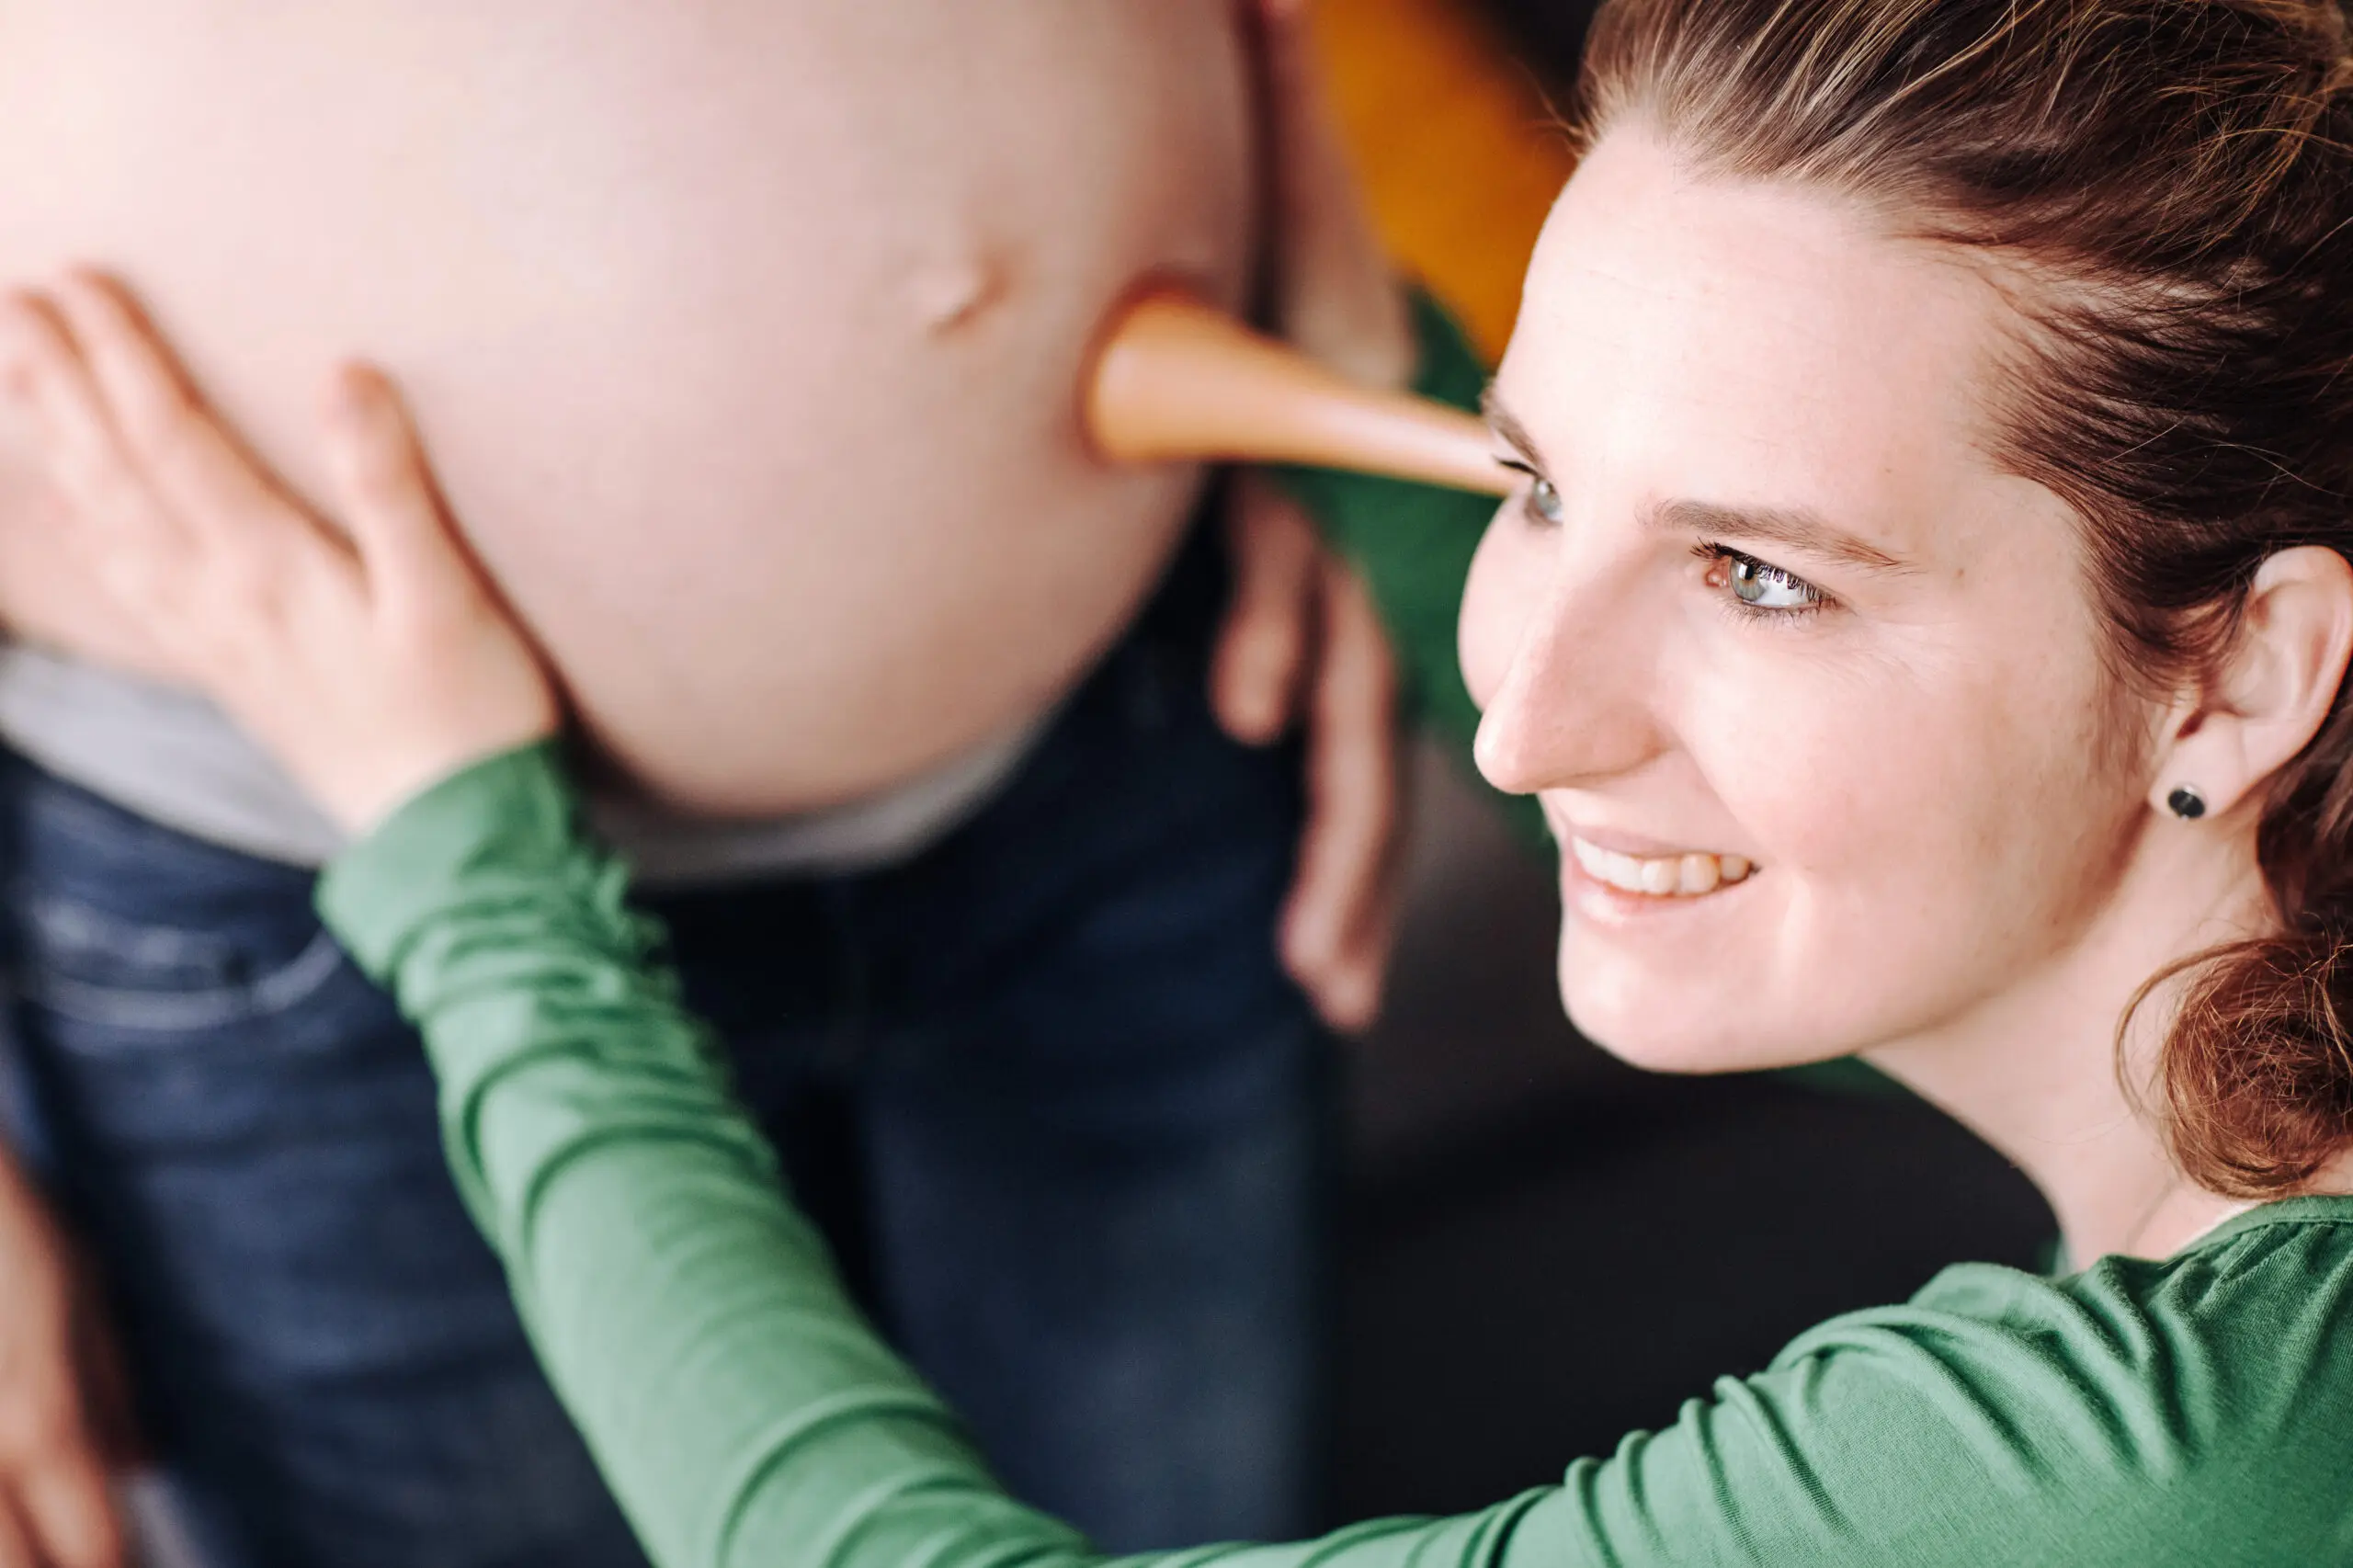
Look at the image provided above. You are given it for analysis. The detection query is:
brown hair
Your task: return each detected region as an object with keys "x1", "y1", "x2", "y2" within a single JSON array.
[{"x1": 1568, "y1": 0, "x2": 2353, "y2": 1196}]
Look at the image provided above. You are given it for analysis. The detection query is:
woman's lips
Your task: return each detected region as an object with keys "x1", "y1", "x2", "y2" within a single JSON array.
[{"x1": 1565, "y1": 835, "x2": 1756, "y2": 899}]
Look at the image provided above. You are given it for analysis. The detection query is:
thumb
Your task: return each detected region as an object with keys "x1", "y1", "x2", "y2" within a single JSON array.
[
  {"x1": 319, "y1": 364, "x2": 476, "y2": 613},
  {"x1": 1211, "y1": 474, "x2": 1320, "y2": 744}
]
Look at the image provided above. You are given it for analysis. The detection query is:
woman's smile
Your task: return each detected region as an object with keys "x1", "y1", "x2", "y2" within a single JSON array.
[
  {"x1": 1566, "y1": 835, "x2": 1756, "y2": 897},
  {"x1": 1560, "y1": 844, "x2": 1766, "y2": 932}
]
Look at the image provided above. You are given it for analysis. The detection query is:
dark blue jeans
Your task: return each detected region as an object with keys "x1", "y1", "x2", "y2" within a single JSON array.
[{"x1": 0, "y1": 534, "x2": 1331, "y2": 1566}]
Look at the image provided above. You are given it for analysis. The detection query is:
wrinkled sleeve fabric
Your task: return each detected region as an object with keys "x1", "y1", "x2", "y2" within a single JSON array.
[
  {"x1": 314, "y1": 744, "x2": 2351, "y2": 1568},
  {"x1": 313, "y1": 743, "x2": 1565, "y2": 1568}
]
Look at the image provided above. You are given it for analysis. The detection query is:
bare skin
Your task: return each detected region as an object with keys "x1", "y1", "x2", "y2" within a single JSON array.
[
  {"x1": 0, "y1": 0, "x2": 1254, "y2": 812},
  {"x1": 0, "y1": 1154, "x2": 129, "y2": 1568}
]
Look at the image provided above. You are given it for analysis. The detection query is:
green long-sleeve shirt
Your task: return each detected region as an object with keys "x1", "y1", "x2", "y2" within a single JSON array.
[
  {"x1": 318, "y1": 742, "x2": 2353, "y2": 1568},
  {"x1": 311, "y1": 302, "x2": 2353, "y2": 1563}
]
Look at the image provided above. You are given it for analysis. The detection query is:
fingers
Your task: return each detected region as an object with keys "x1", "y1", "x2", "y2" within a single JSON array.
[
  {"x1": 0, "y1": 1165, "x2": 121, "y2": 1568},
  {"x1": 0, "y1": 1353, "x2": 120, "y2": 1568},
  {"x1": 1281, "y1": 556, "x2": 1404, "y2": 1033},
  {"x1": 320, "y1": 364, "x2": 478, "y2": 616},
  {"x1": 47, "y1": 272, "x2": 295, "y2": 549},
  {"x1": 0, "y1": 272, "x2": 336, "y2": 639},
  {"x1": 0, "y1": 291, "x2": 207, "y2": 634},
  {"x1": 16, "y1": 1449, "x2": 122, "y2": 1568},
  {"x1": 0, "y1": 1352, "x2": 119, "y2": 1568},
  {"x1": 20, "y1": 274, "x2": 461, "y2": 621},
  {"x1": 1299, "y1": 872, "x2": 1403, "y2": 1038},
  {"x1": 0, "y1": 293, "x2": 166, "y2": 548},
  {"x1": 1211, "y1": 477, "x2": 1320, "y2": 744},
  {"x1": 1216, "y1": 483, "x2": 1408, "y2": 1030},
  {"x1": 0, "y1": 1496, "x2": 35, "y2": 1568}
]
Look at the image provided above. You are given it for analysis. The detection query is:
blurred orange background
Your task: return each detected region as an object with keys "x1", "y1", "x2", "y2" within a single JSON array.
[{"x1": 1313, "y1": 0, "x2": 1579, "y2": 361}]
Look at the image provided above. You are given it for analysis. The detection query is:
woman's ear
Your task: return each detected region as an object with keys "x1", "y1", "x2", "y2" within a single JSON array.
[{"x1": 2153, "y1": 546, "x2": 2353, "y2": 821}]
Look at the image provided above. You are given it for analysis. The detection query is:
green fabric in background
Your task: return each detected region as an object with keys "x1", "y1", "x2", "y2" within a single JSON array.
[{"x1": 1276, "y1": 290, "x2": 1547, "y2": 850}]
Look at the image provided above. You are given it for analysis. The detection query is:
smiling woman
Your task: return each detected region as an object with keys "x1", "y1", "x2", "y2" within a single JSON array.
[
  {"x1": 1469, "y1": 0, "x2": 2353, "y2": 1220},
  {"x1": 1465, "y1": 134, "x2": 2130, "y2": 1073}
]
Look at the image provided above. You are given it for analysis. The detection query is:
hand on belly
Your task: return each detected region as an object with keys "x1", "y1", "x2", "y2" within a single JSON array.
[{"x1": 0, "y1": 0, "x2": 1257, "y2": 812}]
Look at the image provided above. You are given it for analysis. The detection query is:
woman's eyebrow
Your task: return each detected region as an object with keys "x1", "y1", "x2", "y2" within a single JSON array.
[
  {"x1": 1481, "y1": 390, "x2": 1911, "y2": 574},
  {"x1": 1480, "y1": 385, "x2": 1541, "y2": 463},
  {"x1": 1653, "y1": 497, "x2": 1912, "y2": 573}
]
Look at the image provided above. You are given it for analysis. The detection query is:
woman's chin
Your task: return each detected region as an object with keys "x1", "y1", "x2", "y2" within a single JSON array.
[{"x1": 1555, "y1": 949, "x2": 1830, "y2": 1076}]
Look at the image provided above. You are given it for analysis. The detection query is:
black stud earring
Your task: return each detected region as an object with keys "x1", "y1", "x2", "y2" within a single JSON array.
[{"x1": 2167, "y1": 786, "x2": 2207, "y2": 821}]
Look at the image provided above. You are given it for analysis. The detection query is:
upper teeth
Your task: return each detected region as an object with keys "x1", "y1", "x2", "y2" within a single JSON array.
[{"x1": 1569, "y1": 837, "x2": 1755, "y2": 897}]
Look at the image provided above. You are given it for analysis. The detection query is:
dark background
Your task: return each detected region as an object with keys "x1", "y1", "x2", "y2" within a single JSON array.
[
  {"x1": 1483, "y1": 0, "x2": 1610, "y2": 92},
  {"x1": 1321, "y1": 2, "x2": 2055, "y2": 1524}
]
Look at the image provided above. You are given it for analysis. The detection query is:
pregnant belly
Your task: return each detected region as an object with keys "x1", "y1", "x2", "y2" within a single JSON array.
[{"x1": 0, "y1": 0, "x2": 1256, "y2": 813}]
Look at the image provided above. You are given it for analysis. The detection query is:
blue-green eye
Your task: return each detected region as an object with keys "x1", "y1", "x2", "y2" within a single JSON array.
[
  {"x1": 1705, "y1": 546, "x2": 1824, "y2": 612},
  {"x1": 1528, "y1": 476, "x2": 1563, "y2": 524},
  {"x1": 1498, "y1": 460, "x2": 1563, "y2": 524}
]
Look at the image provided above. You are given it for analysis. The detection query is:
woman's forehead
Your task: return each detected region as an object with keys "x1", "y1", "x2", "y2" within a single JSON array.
[{"x1": 1502, "y1": 132, "x2": 2027, "y2": 556}]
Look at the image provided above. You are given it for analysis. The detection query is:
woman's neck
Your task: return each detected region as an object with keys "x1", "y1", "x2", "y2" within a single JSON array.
[{"x1": 1865, "y1": 815, "x2": 2275, "y2": 1263}]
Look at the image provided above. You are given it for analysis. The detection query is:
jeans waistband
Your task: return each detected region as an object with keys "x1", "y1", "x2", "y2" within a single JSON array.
[{"x1": 0, "y1": 496, "x2": 1231, "y2": 880}]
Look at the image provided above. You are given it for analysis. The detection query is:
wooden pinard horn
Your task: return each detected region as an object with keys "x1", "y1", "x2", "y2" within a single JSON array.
[{"x1": 1082, "y1": 290, "x2": 1509, "y2": 496}]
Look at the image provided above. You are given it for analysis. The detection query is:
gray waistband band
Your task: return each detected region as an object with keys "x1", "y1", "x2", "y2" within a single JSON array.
[{"x1": 0, "y1": 647, "x2": 1045, "y2": 884}]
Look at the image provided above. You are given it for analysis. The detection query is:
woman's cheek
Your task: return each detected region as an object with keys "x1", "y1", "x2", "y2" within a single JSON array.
[
  {"x1": 1457, "y1": 508, "x2": 1542, "y2": 713},
  {"x1": 1675, "y1": 642, "x2": 1897, "y2": 874}
]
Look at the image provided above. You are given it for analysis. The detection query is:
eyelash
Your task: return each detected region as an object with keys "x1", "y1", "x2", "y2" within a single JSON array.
[
  {"x1": 1493, "y1": 459, "x2": 1834, "y2": 623},
  {"x1": 1692, "y1": 542, "x2": 1833, "y2": 621}
]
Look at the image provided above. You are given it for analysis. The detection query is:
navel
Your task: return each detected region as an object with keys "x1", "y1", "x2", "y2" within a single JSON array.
[{"x1": 906, "y1": 250, "x2": 1008, "y2": 336}]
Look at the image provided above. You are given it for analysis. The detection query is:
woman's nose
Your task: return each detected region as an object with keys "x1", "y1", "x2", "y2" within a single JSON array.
[{"x1": 1472, "y1": 559, "x2": 1669, "y2": 798}]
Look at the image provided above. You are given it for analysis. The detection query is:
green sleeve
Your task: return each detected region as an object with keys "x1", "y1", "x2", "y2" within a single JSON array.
[
  {"x1": 315, "y1": 742, "x2": 1565, "y2": 1568},
  {"x1": 314, "y1": 744, "x2": 2347, "y2": 1568},
  {"x1": 1276, "y1": 293, "x2": 1545, "y2": 849}
]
